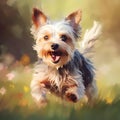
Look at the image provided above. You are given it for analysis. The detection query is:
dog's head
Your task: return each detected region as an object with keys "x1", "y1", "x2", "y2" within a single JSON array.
[{"x1": 31, "y1": 8, "x2": 82, "y2": 69}]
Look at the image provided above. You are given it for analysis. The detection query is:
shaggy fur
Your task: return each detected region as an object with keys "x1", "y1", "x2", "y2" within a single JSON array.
[{"x1": 30, "y1": 8, "x2": 101, "y2": 104}]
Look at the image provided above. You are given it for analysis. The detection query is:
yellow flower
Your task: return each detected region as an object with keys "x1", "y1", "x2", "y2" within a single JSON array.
[
  {"x1": 105, "y1": 97, "x2": 113, "y2": 104},
  {"x1": 23, "y1": 86, "x2": 29, "y2": 93}
]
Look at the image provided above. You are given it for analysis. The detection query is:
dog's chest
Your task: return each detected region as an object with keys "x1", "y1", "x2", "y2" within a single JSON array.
[{"x1": 44, "y1": 68, "x2": 77, "y2": 96}]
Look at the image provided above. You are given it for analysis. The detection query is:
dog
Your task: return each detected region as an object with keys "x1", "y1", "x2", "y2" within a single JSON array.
[{"x1": 30, "y1": 8, "x2": 102, "y2": 104}]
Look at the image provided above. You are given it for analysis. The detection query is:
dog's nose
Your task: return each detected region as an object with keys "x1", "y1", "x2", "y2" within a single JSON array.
[{"x1": 51, "y1": 44, "x2": 59, "y2": 50}]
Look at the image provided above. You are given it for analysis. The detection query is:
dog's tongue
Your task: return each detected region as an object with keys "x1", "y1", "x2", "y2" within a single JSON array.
[
  {"x1": 51, "y1": 54, "x2": 60, "y2": 62},
  {"x1": 50, "y1": 51, "x2": 61, "y2": 63}
]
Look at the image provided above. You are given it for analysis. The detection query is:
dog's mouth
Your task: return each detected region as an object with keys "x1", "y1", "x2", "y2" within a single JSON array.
[{"x1": 50, "y1": 51, "x2": 62, "y2": 63}]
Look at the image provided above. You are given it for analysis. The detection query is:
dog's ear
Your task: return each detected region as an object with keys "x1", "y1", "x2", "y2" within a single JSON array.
[
  {"x1": 32, "y1": 8, "x2": 47, "y2": 28},
  {"x1": 65, "y1": 9, "x2": 82, "y2": 27}
]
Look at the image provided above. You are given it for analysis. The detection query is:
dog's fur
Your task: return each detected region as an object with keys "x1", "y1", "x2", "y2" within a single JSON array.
[{"x1": 30, "y1": 8, "x2": 101, "y2": 103}]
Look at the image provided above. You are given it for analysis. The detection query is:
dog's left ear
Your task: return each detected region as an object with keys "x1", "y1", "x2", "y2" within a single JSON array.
[{"x1": 65, "y1": 9, "x2": 82, "y2": 27}]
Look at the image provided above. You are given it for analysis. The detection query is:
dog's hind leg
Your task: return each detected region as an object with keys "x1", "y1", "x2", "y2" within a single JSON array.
[{"x1": 85, "y1": 80, "x2": 98, "y2": 103}]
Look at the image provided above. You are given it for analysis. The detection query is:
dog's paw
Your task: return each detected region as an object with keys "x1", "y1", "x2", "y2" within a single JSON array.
[{"x1": 35, "y1": 98, "x2": 48, "y2": 108}]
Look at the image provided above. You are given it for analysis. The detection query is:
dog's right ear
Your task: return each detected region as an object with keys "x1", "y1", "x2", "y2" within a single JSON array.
[{"x1": 32, "y1": 8, "x2": 47, "y2": 28}]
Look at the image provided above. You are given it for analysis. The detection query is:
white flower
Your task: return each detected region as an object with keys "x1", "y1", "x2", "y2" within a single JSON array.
[
  {"x1": 6, "y1": 71, "x2": 16, "y2": 81},
  {"x1": 0, "y1": 87, "x2": 6, "y2": 95}
]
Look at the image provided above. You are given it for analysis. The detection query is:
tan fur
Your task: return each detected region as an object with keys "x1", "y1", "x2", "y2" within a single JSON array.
[{"x1": 30, "y1": 8, "x2": 100, "y2": 105}]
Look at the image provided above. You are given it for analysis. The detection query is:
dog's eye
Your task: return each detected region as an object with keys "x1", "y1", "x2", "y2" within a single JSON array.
[
  {"x1": 60, "y1": 35, "x2": 67, "y2": 42},
  {"x1": 44, "y1": 35, "x2": 49, "y2": 40}
]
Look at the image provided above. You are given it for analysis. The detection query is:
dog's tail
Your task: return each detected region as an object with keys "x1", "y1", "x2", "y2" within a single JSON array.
[{"x1": 80, "y1": 21, "x2": 102, "y2": 55}]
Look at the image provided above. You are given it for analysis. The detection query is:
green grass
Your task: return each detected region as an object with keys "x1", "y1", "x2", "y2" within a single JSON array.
[
  {"x1": 0, "y1": 99, "x2": 120, "y2": 120},
  {"x1": 0, "y1": 60, "x2": 120, "y2": 120}
]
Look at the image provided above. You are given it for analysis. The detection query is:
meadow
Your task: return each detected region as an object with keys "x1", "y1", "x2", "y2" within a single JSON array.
[
  {"x1": 0, "y1": 59, "x2": 120, "y2": 120},
  {"x1": 0, "y1": 0, "x2": 120, "y2": 120}
]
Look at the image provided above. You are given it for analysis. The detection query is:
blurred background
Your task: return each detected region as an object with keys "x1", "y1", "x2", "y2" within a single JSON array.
[{"x1": 0, "y1": 0, "x2": 120, "y2": 120}]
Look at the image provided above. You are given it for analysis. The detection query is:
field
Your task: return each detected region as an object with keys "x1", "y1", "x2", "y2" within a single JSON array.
[
  {"x1": 0, "y1": 0, "x2": 120, "y2": 120},
  {"x1": 0, "y1": 55, "x2": 120, "y2": 120}
]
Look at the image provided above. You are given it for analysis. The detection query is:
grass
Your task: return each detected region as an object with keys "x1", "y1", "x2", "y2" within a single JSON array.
[
  {"x1": 0, "y1": 58, "x2": 120, "y2": 120},
  {"x1": 0, "y1": 98, "x2": 120, "y2": 120}
]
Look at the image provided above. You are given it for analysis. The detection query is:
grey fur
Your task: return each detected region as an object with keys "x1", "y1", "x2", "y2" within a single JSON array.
[
  {"x1": 31, "y1": 49, "x2": 96, "y2": 102},
  {"x1": 30, "y1": 10, "x2": 101, "y2": 103}
]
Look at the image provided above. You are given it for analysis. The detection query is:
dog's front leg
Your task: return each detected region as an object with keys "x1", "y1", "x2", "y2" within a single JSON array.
[
  {"x1": 30, "y1": 77, "x2": 48, "y2": 106},
  {"x1": 63, "y1": 74, "x2": 85, "y2": 103},
  {"x1": 65, "y1": 84, "x2": 85, "y2": 103}
]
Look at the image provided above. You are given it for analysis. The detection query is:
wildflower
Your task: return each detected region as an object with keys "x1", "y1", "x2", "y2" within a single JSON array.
[
  {"x1": 6, "y1": 71, "x2": 16, "y2": 81},
  {"x1": 20, "y1": 54, "x2": 30, "y2": 66},
  {"x1": 24, "y1": 86, "x2": 29, "y2": 93},
  {"x1": 0, "y1": 87, "x2": 6, "y2": 95},
  {"x1": 105, "y1": 97, "x2": 113, "y2": 104}
]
